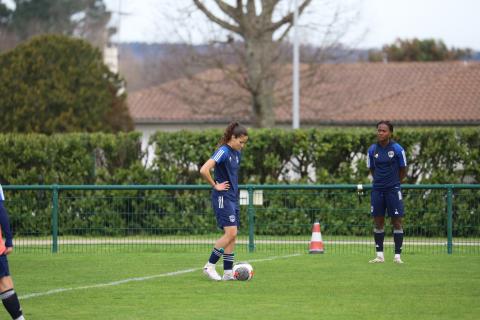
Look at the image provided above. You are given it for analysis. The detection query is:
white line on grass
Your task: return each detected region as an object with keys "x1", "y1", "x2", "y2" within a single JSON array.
[{"x1": 19, "y1": 253, "x2": 301, "y2": 300}]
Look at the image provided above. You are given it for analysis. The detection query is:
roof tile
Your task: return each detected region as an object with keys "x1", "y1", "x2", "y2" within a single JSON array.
[{"x1": 127, "y1": 62, "x2": 480, "y2": 125}]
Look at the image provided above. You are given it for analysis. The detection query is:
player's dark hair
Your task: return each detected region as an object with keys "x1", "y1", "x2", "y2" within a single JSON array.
[
  {"x1": 376, "y1": 120, "x2": 394, "y2": 132},
  {"x1": 218, "y1": 121, "x2": 248, "y2": 147}
]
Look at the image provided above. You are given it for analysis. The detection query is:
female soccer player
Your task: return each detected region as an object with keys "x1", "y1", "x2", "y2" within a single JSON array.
[
  {"x1": 0, "y1": 185, "x2": 26, "y2": 320},
  {"x1": 367, "y1": 121, "x2": 407, "y2": 264},
  {"x1": 200, "y1": 122, "x2": 248, "y2": 280}
]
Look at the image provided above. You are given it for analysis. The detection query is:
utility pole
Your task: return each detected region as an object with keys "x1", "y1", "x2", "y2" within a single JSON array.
[{"x1": 292, "y1": 0, "x2": 300, "y2": 129}]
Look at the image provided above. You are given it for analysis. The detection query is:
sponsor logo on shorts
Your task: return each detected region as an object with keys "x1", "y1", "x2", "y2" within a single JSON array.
[{"x1": 229, "y1": 215, "x2": 236, "y2": 222}]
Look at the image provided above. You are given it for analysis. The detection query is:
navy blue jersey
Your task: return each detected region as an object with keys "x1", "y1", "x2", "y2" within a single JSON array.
[
  {"x1": 0, "y1": 185, "x2": 13, "y2": 249},
  {"x1": 211, "y1": 145, "x2": 241, "y2": 201},
  {"x1": 367, "y1": 141, "x2": 407, "y2": 190}
]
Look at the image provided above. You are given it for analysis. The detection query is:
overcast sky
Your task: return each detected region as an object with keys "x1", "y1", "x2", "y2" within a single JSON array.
[
  {"x1": 102, "y1": 0, "x2": 480, "y2": 50},
  {"x1": 3, "y1": 0, "x2": 478, "y2": 49}
]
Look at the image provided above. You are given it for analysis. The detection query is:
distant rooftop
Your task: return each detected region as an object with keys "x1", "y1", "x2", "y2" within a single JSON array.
[{"x1": 128, "y1": 61, "x2": 480, "y2": 126}]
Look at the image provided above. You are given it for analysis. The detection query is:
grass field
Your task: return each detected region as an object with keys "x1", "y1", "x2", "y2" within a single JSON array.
[{"x1": 8, "y1": 249, "x2": 480, "y2": 320}]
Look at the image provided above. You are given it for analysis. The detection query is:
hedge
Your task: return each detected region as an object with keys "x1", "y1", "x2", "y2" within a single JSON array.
[{"x1": 0, "y1": 127, "x2": 478, "y2": 236}]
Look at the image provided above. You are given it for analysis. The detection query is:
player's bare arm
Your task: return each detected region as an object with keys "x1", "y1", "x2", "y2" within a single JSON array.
[
  {"x1": 399, "y1": 167, "x2": 406, "y2": 183},
  {"x1": 200, "y1": 159, "x2": 230, "y2": 191}
]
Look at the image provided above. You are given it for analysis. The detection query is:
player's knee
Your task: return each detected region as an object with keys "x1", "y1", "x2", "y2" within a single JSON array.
[
  {"x1": 374, "y1": 221, "x2": 385, "y2": 230},
  {"x1": 228, "y1": 230, "x2": 237, "y2": 239},
  {"x1": 392, "y1": 218, "x2": 402, "y2": 229},
  {"x1": 225, "y1": 229, "x2": 237, "y2": 240}
]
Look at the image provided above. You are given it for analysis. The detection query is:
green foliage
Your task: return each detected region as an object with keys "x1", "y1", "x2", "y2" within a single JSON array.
[
  {"x1": 150, "y1": 127, "x2": 480, "y2": 237},
  {"x1": 1, "y1": 0, "x2": 113, "y2": 45},
  {"x1": 1, "y1": 127, "x2": 479, "y2": 237},
  {"x1": 0, "y1": 132, "x2": 142, "y2": 185},
  {"x1": 150, "y1": 127, "x2": 480, "y2": 185},
  {"x1": 1, "y1": 132, "x2": 144, "y2": 238},
  {"x1": 0, "y1": 34, "x2": 133, "y2": 133},
  {"x1": 0, "y1": 2, "x2": 11, "y2": 26},
  {"x1": 368, "y1": 38, "x2": 472, "y2": 62}
]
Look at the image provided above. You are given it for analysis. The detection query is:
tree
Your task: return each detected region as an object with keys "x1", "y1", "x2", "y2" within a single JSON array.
[
  {"x1": 0, "y1": 34, "x2": 133, "y2": 133},
  {"x1": 74, "y1": 0, "x2": 117, "y2": 48},
  {"x1": 0, "y1": 2, "x2": 16, "y2": 51},
  {"x1": 0, "y1": 0, "x2": 115, "y2": 51},
  {"x1": 191, "y1": 0, "x2": 312, "y2": 128},
  {"x1": 150, "y1": 1, "x2": 360, "y2": 128},
  {"x1": 368, "y1": 38, "x2": 472, "y2": 62}
]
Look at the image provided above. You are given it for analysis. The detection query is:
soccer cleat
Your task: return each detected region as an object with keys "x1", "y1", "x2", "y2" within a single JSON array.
[
  {"x1": 203, "y1": 263, "x2": 221, "y2": 281},
  {"x1": 393, "y1": 257, "x2": 404, "y2": 264},
  {"x1": 222, "y1": 271, "x2": 235, "y2": 281},
  {"x1": 369, "y1": 257, "x2": 385, "y2": 263}
]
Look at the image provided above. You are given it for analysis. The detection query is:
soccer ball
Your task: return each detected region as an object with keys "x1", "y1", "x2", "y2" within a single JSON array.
[{"x1": 233, "y1": 262, "x2": 254, "y2": 281}]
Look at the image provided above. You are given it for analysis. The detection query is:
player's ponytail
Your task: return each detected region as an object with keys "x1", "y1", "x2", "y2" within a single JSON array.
[{"x1": 218, "y1": 121, "x2": 248, "y2": 147}]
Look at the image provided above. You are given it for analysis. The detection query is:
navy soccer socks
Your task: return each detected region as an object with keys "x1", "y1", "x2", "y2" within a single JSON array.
[
  {"x1": 374, "y1": 228, "x2": 385, "y2": 255},
  {"x1": 223, "y1": 253, "x2": 234, "y2": 271},
  {"x1": 394, "y1": 229, "x2": 404, "y2": 254},
  {"x1": 208, "y1": 247, "x2": 224, "y2": 264},
  {"x1": 0, "y1": 289, "x2": 24, "y2": 320}
]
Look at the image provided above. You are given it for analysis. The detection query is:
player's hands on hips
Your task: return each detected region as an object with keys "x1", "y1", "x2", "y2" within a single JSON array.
[
  {"x1": 4, "y1": 247, "x2": 13, "y2": 255},
  {"x1": 214, "y1": 181, "x2": 230, "y2": 191}
]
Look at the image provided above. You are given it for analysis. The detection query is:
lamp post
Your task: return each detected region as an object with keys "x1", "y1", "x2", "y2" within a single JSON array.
[{"x1": 292, "y1": 0, "x2": 300, "y2": 129}]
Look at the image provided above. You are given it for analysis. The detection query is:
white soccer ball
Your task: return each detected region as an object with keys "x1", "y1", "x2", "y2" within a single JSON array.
[{"x1": 233, "y1": 262, "x2": 254, "y2": 281}]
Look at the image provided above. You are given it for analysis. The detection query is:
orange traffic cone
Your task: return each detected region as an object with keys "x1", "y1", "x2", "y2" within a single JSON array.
[{"x1": 309, "y1": 221, "x2": 324, "y2": 254}]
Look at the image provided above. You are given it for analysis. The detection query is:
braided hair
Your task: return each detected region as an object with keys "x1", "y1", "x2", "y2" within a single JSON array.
[
  {"x1": 218, "y1": 122, "x2": 248, "y2": 147},
  {"x1": 376, "y1": 120, "x2": 394, "y2": 132}
]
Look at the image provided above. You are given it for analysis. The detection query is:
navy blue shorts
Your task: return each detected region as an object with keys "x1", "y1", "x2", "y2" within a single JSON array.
[
  {"x1": 370, "y1": 187, "x2": 404, "y2": 217},
  {"x1": 211, "y1": 194, "x2": 240, "y2": 229},
  {"x1": 0, "y1": 255, "x2": 10, "y2": 277}
]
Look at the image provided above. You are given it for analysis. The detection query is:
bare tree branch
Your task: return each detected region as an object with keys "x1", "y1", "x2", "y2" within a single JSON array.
[
  {"x1": 246, "y1": 0, "x2": 256, "y2": 18},
  {"x1": 268, "y1": 0, "x2": 312, "y2": 33},
  {"x1": 213, "y1": 0, "x2": 242, "y2": 22},
  {"x1": 193, "y1": 0, "x2": 242, "y2": 33},
  {"x1": 138, "y1": 0, "x2": 364, "y2": 128}
]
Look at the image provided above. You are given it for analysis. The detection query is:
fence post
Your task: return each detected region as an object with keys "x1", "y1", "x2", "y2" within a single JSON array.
[
  {"x1": 247, "y1": 185, "x2": 255, "y2": 253},
  {"x1": 446, "y1": 186, "x2": 453, "y2": 254},
  {"x1": 51, "y1": 185, "x2": 59, "y2": 253},
  {"x1": 91, "y1": 150, "x2": 96, "y2": 183}
]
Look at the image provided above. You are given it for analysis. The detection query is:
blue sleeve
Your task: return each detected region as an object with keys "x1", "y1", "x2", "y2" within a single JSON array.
[
  {"x1": 394, "y1": 144, "x2": 407, "y2": 167},
  {"x1": 0, "y1": 202, "x2": 13, "y2": 248},
  {"x1": 367, "y1": 145, "x2": 375, "y2": 169},
  {"x1": 211, "y1": 146, "x2": 228, "y2": 164}
]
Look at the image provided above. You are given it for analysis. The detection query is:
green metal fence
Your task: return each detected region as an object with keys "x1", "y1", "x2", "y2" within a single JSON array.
[{"x1": 3, "y1": 184, "x2": 480, "y2": 255}]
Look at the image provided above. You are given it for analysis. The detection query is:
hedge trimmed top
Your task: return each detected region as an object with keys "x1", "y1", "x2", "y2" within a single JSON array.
[{"x1": 0, "y1": 127, "x2": 478, "y2": 185}]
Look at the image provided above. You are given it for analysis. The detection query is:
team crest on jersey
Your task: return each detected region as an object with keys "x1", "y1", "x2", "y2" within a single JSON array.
[
  {"x1": 229, "y1": 215, "x2": 236, "y2": 222},
  {"x1": 388, "y1": 151, "x2": 394, "y2": 158},
  {"x1": 236, "y1": 156, "x2": 239, "y2": 164},
  {"x1": 374, "y1": 153, "x2": 379, "y2": 158},
  {"x1": 229, "y1": 156, "x2": 232, "y2": 162}
]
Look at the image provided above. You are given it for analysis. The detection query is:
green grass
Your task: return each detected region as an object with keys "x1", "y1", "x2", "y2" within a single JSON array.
[{"x1": 8, "y1": 250, "x2": 480, "y2": 320}]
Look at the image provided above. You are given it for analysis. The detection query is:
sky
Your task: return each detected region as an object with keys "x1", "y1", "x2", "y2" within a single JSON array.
[
  {"x1": 2, "y1": 0, "x2": 479, "y2": 50},
  {"x1": 102, "y1": 0, "x2": 480, "y2": 50}
]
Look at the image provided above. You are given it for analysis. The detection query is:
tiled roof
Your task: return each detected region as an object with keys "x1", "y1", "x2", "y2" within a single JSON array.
[{"x1": 127, "y1": 62, "x2": 480, "y2": 125}]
